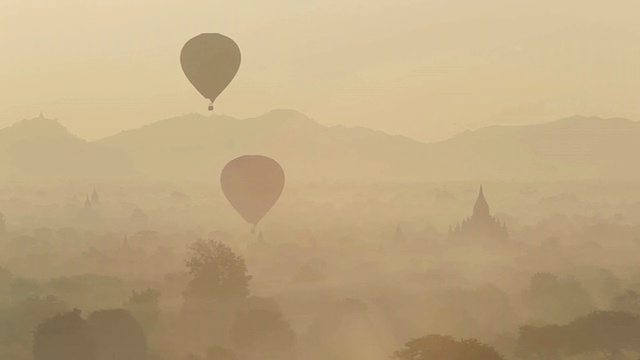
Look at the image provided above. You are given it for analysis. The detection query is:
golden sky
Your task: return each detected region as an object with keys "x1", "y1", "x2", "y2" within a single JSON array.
[{"x1": 1, "y1": 0, "x2": 639, "y2": 141}]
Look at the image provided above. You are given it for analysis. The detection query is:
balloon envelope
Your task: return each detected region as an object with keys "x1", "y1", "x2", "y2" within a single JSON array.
[
  {"x1": 181, "y1": 33, "x2": 241, "y2": 107},
  {"x1": 221, "y1": 155, "x2": 285, "y2": 227}
]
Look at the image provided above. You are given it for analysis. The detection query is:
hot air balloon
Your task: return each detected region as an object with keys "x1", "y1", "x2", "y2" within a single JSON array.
[
  {"x1": 221, "y1": 155, "x2": 285, "y2": 233},
  {"x1": 181, "y1": 33, "x2": 241, "y2": 111}
]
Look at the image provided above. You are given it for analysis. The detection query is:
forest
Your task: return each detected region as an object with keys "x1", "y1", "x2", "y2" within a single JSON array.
[{"x1": 1, "y1": 181, "x2": 640, "y2": 360}]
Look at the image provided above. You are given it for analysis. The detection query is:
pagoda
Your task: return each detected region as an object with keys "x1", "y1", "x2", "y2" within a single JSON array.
[{"x1": 448, "y1": 185, "x2": 508, "y2": 243}]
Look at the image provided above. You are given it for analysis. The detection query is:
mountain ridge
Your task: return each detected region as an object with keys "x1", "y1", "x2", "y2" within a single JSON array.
[
  {"x1": 0, "y1": 113, "x2": 135, "y2": 181},
  {"x1": 5, "y1": 111, "x2": 633, "y2": 148},
  {"x1": 0, "y1": 111, "x2": 638, "y2": 182}
]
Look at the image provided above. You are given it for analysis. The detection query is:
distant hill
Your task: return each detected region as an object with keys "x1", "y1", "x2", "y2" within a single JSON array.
[
  {"x1": 1, "y1": 111, "x2": 638, "y2": 182},
  {"x1": 0, "y1": 113, "x2": 133, "y2": 181},
  {"x1": 424, "y1": 116, "x2": 640, "y2": 181},
  {"x1": 97, "y1": 109, "x2": 430, "y2": 181},
  {"x1": 98, "y1": 110, "x2": 640, "y2": 181}
]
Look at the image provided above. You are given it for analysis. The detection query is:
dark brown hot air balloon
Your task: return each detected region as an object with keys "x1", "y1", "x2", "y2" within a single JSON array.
[
  {"x1": 221, "y1": 155, "x2": 285, "y2": 231},
  {"x1": 181, "y1": 33, "x2": 241, "y2": 111}
]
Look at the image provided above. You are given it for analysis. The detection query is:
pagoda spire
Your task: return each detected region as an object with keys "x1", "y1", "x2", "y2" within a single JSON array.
[
  {"x1": 91, "y1": 189, "x2": 100, "y2": 204},
  {"x1": 122, "y1": 234, "x2": 131, "y2": 249},
  {"x1": 394, "y1": 223, "x2": 405, "y2": 243},
  {"x1": 83, "y1": 196, "x2": 92, "y2": 209},
  {"x1": 473, "y1": 184, "x2": 490, "y2": 218}
]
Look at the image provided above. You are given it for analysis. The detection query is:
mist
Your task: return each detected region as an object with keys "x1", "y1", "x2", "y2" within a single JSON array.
[{"x1": 2, "y1": 1, "x2": 640, "y2": 360}]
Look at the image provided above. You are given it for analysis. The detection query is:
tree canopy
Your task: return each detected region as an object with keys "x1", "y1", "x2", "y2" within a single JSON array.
[
  {"x1": 185, "y1": 240, "x2": 251, "y2": 300},
  {"x1": 516, "y1": 324, "x2": 565, "y2": 360},
  {"x1": 124, "y1": 288, "x2": 161, "y2": 334},
  {"x1": 33, "y1": 309, "x2": 96, "y2": 360},
  {"x1": 564, "y1": 310, "x2": 640, "y2": 359},
  {"x1": 231, "y1": 309, "x2": 295, "y2": 354},
  {"x1": 0, "y1": 212, "x2": 5, "y2": 235},
  {"x1": 87, "y1": 308, "x2": 148, "y2": 360},
  {"x1": 204, "y1": 345, "x2": 238, "y2": 360},
  {"x1": 517, "y1": 310, "x2": 640, "y2": 360},
  {"x1": 1, "y1": 295, "x2": 67, "y2": 350},
  {"x1": 392, "y1": 334, "x2": 504, "y2": 360},
  {"x1": 523, "y1": 272, "x2": 596, "y2": 324}
]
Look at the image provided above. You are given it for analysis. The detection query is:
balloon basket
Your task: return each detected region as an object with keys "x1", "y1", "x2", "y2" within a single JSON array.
[{"x1": 208, "y1": 104, "x2": 214, "y2": 111}]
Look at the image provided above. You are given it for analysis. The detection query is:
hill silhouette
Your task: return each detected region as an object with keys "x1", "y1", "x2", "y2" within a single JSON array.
[
  {"x1": 0, "y1": 113, "x2": 133, "y2": 181},
  {"x1": 426, "y1": 116, "x2": 640, "y2": 180},
  {"x1": 98, "y1": 109, "x2": 429, "y2": 181},
  {"x1": 0, "y1": 111, "x2": 638, "y2": 182}
]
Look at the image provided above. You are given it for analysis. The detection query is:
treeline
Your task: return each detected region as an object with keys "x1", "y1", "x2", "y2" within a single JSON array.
[{"x1": 3, "y1": 240, "x2": 640, "y2": 359}]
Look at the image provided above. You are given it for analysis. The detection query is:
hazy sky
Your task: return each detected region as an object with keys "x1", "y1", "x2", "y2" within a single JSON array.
[{"x1": 1, "y1": 0, "x2": 639, "y2": 142}]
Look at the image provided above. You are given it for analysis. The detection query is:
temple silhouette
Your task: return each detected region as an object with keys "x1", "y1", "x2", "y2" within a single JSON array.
[{"x1": 448, "y1": 185, "x2": 508, "y2": 243}]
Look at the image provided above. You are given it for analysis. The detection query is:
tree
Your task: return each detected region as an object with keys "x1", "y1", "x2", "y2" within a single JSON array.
[
  {"x1": 130, "y1": 208, "x2": 149, "y2": 224},
  {"x1": 293, "y1": 264, "x2": 324, "y2": 283},
  {"x1": 0, "y1": 265, "x2": 12, "y2": 289},
  {"x1": 392, "y1": 334, "x2": 505, "y2": 360},
  {"x1": 612, "y1": 290, "x2": 640, "y2": 314},
  {"x1": 304, "y1": 298, "x2": 388, "y2": 360},
  {"x1": 204, "y1": 345, "x2": 238, "y2": 360},
  {"x1": 180, "y1": 240, "x2": 253, "y2": 351},
  {"x1": 185, "y1": 240, "x2": 251, "y2": 300},
  {"x1": 0, "y1": 343, "x2": 31, "y2": 360},
  {"x1": 523, "y1": 272, "x2": 595, "y2": 324},
  {"x1": 445, "y1": 284, "x2": 518, "y2": 334},
  {"x1": 124, "y1": 288, "x2": 161, "y2": 334},
  {"x1": 578, "y1": 267, "x2": 622, "y2": 304},
  {"x1": 10, "y1": 278, "x2": 42, "y2": 301},
  {"x1": 516, "y1": 325, "x2": 565, "y2": 360},
  {"x1": 231, "y1": 309, "x2": 295, "y2": 355},
  {"x1": 0, "y1": 295, "x2": 68, "y2": 349},
  {"x1": 241, "y1": 296, "x2": 281, "y2": 313},
  {"x1": 47, "y1": 275, "x2": 127, "y2": 311},
  {"x1": 33, "y1": 309, "x2": 97, "y2": 360},
  {"x1": 563, "y1": 310, "x2": 640, "y2": 360},
  {"x1": 0, "y1": 212, "x2": 5, "y2": 237},
  {"x1": 87, "y1": 309, "x2": 148, "y2": 360},
  {"x1": 491, "y1": 332, "x2": 517, "y2": 360}
]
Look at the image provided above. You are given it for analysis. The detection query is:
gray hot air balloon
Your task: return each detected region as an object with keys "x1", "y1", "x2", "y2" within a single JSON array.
[
  {"x1": 181, "y1": 33, "x2": 241, "y2": 111},
  {"x1": 221, "y1": 155, "x2": 285, "y2": 233}
]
